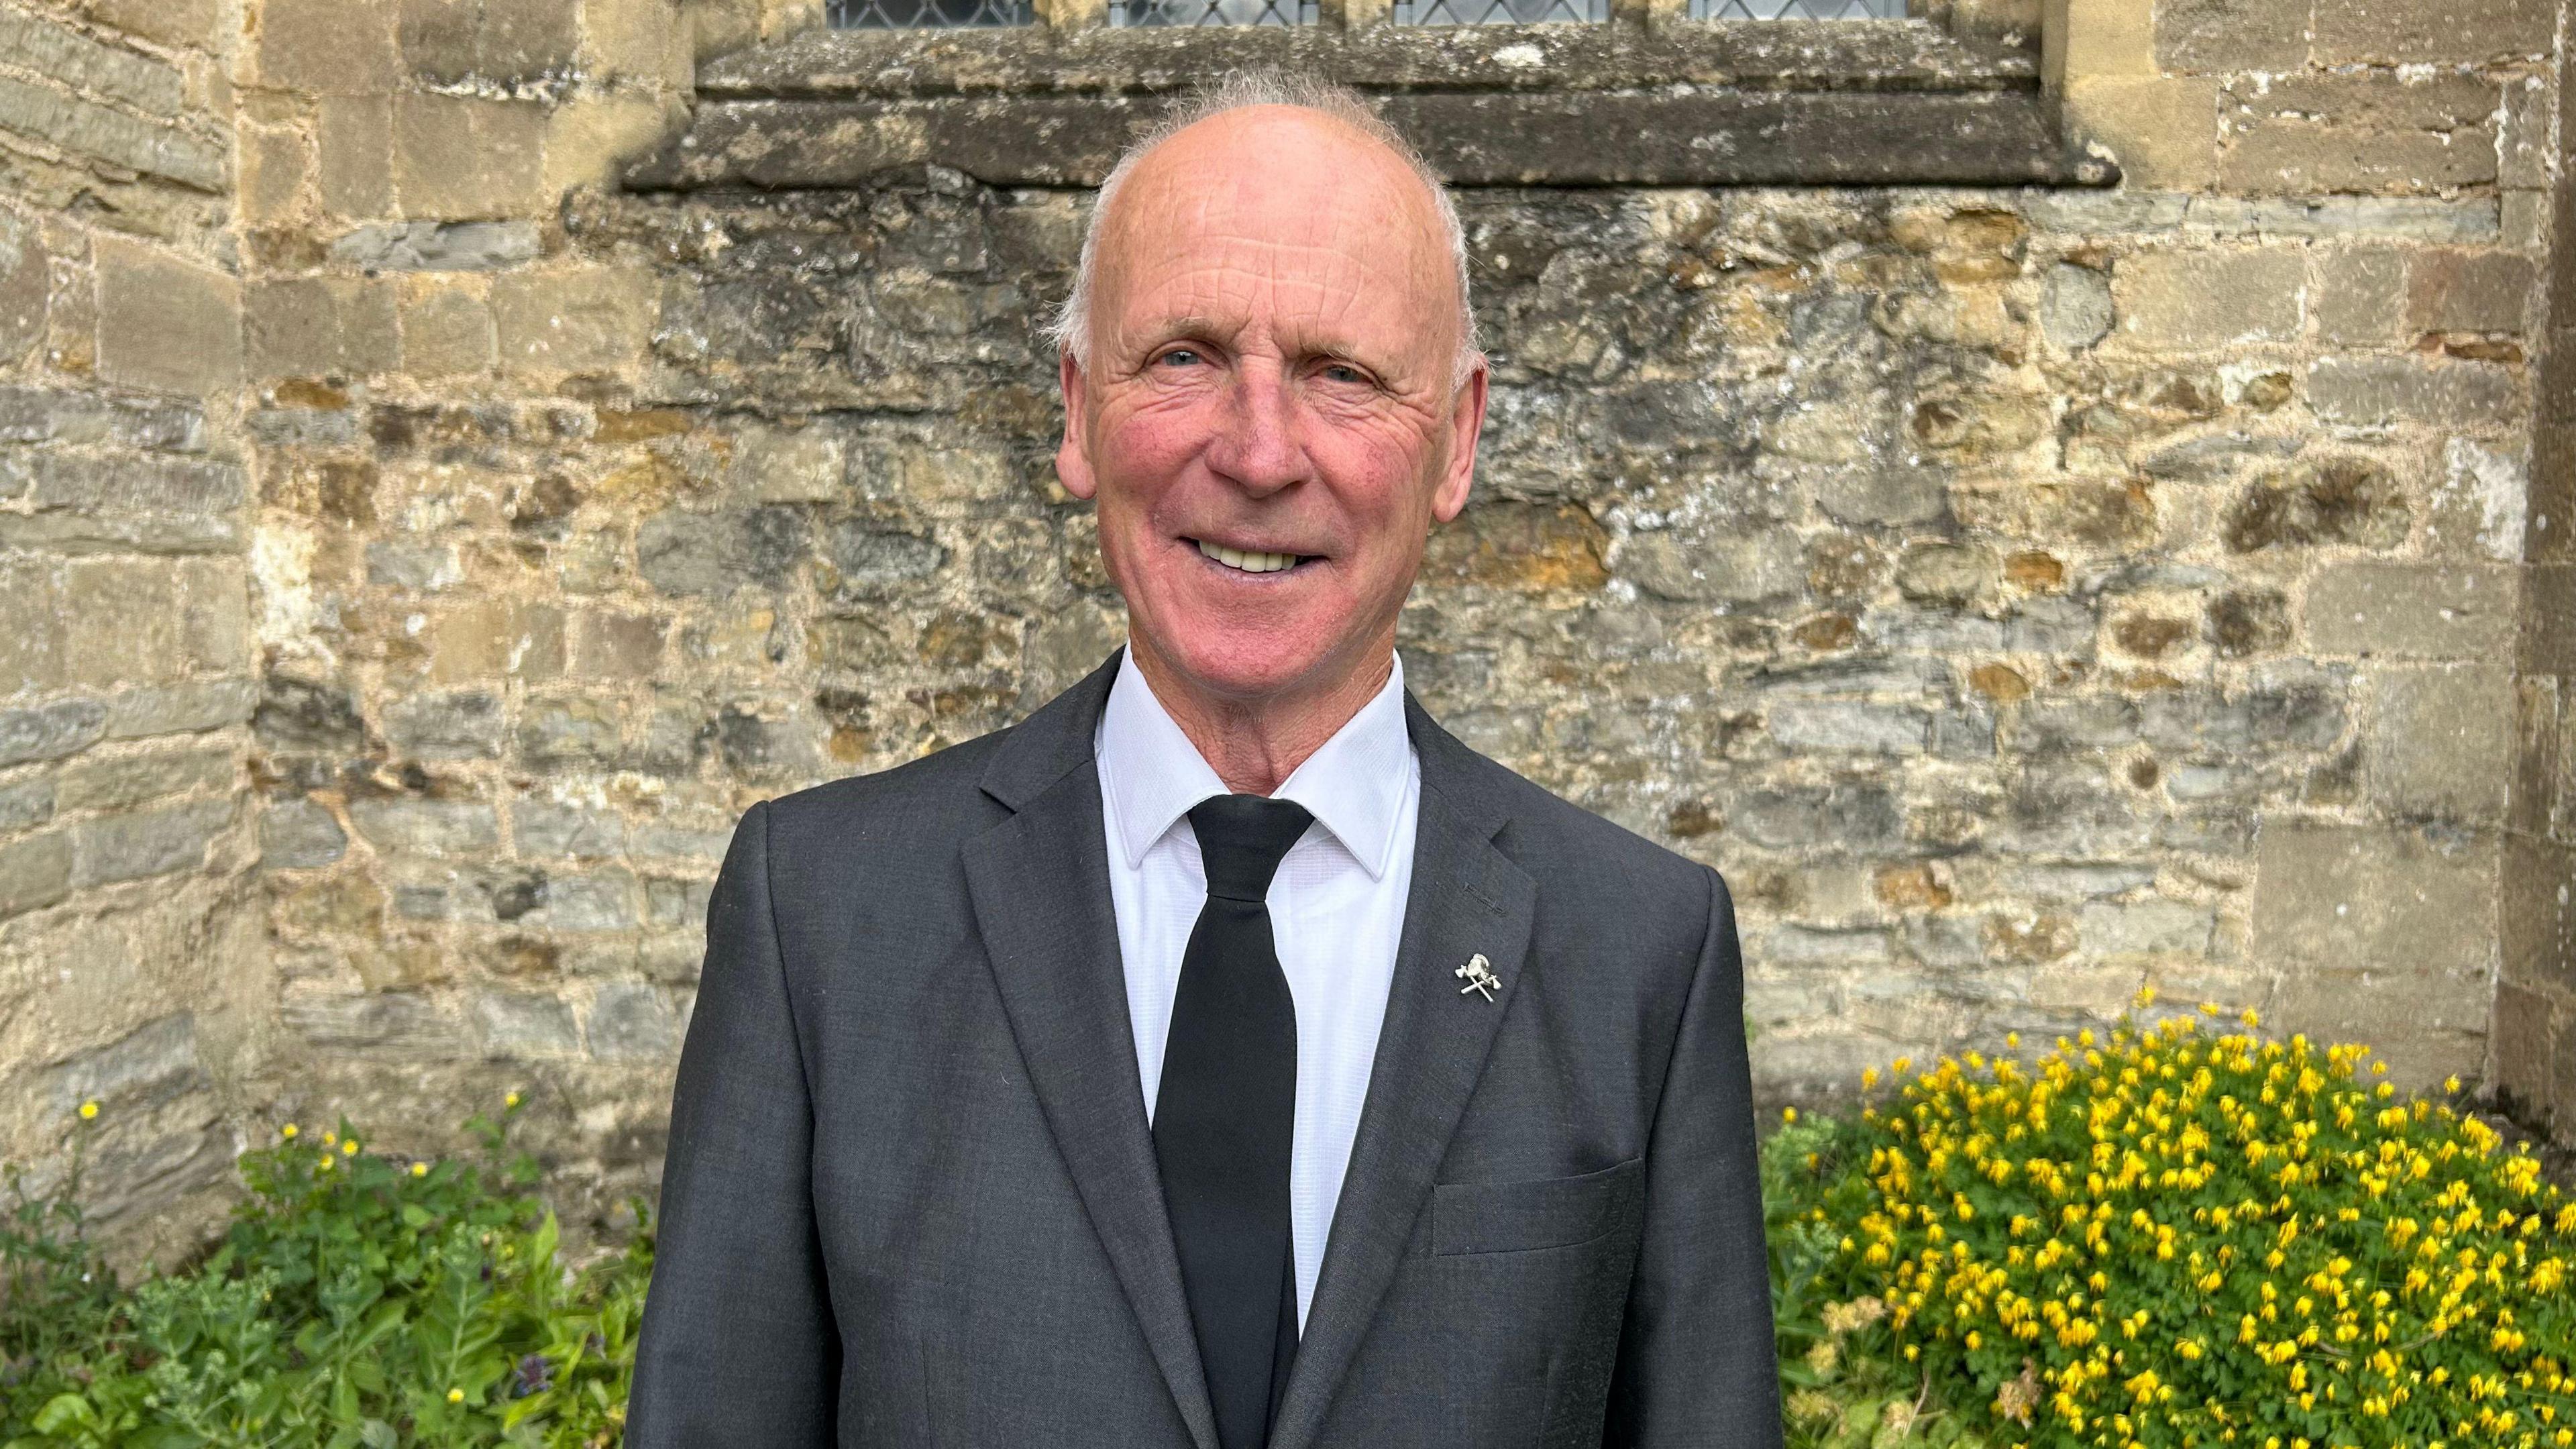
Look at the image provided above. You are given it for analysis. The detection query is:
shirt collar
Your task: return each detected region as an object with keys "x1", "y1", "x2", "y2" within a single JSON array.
[{"x1": 1095, "y1": 647, "x2": 1415, "y2": 881}]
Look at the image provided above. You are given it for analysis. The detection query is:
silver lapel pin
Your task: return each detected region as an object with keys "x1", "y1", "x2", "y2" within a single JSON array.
[{"x1": 1455, "y1": 953, "x2": 1500, "y2": 1002}]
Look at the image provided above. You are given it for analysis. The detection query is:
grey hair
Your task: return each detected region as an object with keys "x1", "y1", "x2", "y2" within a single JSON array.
[{"x1": 1044, "y1": 69, "x2": 1483, "y2": 392}]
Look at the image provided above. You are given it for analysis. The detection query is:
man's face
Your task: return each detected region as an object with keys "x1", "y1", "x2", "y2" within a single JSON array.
[{"x1": 1056, "y1": 106, "x2": 1487, "y2": 709}]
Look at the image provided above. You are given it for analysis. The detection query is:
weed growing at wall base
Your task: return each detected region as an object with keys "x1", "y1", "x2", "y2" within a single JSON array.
[
  {"x1": 1767, "y1": 995, "x2": 2575, "y2": 1449},
  {"x1": 0, "y1": 1097, "x2": 651, "y2": 1448}
]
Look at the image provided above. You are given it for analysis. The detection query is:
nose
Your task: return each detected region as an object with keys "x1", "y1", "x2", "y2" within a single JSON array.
[{"x1": 1203, "y1": 360, "x2": 1310, "y2": 499}]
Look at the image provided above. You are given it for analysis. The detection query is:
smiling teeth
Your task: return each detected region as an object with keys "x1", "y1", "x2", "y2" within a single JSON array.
[{"x1": 1197, "y1": 540, "x2": 1298, "y2": 574}]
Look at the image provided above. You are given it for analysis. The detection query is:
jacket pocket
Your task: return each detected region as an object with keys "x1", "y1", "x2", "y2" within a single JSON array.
[{"x1": 1431, "y1": 1156, "x2": 1644, "y2": 1256}]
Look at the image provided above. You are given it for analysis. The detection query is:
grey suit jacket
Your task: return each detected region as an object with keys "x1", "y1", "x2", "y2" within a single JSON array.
[{"x1": 627, "y1": 653, "x2": 1782, "y2": 1448}]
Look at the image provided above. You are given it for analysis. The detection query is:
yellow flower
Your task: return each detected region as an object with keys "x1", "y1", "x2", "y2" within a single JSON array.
[
  {"x1": 1784, "y1": 1107, "x2": 1799, "y2": 1124},
  {"x1": 77, "y1": 1100, "x2": 98, "y2": 1120},
  {"x1": 317, "y1": 1155, "x2": 333, "y2": 1173},
  {"x1": 447, "y1": 1388, "x2": 464, "y2": 1405},
  {"x1": 342, "y1": 1138, "x2": 359, "y2": 1155},
  {"x1": 504, "y1": 1090, "x2": 523, "y2": 1108},
  {"x1": 2006, "y1": 1032, "x2": 2021, "y2": 1048},
  {"x1": 281, "y1": 1122, "x2": 299, "y2": 1139},
  {"x1": 412, "y1": 1162, "x2": 428, "y2": 1177}
]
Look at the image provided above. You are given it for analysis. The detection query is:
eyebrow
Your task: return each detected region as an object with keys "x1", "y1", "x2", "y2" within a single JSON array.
[{"x1": 1130, "y1": 313, "x2": 1395, "y2": 376}]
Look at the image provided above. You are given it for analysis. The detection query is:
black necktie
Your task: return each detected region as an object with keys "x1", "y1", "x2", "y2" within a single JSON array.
[{"x1": 1156, "y1": 793, "x2": 1313, "y2": 1449}]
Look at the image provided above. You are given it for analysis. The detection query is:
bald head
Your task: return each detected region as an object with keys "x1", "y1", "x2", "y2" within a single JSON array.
[{"x1": 1048, "y1": 74, "x2": 1480, "y2": 390}]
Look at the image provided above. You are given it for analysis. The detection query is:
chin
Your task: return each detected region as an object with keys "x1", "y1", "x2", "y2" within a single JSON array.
[{"x1": 1152, "y1": 625, "x2": 1346, "y2": 704}]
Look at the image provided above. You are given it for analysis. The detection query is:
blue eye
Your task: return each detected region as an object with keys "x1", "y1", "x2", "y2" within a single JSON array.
[
  {"x1": 1321, "y1": 363, "x2": 1369, "y2": 386},
  {"x1": 1159, "y1": 348, "x2": 1202, "y2": 367}
]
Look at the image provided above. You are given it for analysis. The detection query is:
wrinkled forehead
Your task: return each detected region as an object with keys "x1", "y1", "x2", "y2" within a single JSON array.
[{"x1": 1092, "y1": 109, "x2": 1459, "y2": 354}]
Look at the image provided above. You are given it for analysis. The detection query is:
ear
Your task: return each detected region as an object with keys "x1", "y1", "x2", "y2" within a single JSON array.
[
  {"x1": 1055, "y1": 348, "x2": 1098, "y2": 502},
  {"x1": 1430, "y1": 356, "x2": 1488, "y2": 525}
]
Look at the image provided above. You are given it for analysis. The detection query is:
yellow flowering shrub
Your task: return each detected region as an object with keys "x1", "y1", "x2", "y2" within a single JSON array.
[{"x1": 1772, "y1": 1005, "x2": 2576, "y2": 1449}]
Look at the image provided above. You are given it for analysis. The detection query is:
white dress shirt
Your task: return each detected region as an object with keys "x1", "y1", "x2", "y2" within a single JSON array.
[{"x1": 1093, "y1": 648, "x2": 1421, "y2": 1331}]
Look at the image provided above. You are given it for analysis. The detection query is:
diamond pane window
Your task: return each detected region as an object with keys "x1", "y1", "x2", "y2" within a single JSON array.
[
  {"x1": 827, "y1": 0, "x2": 1034, "y2": 25},
  {"x1": 1392, "y1": 0, "x2": 1601, "y2": 21},
  {"x1": 1690, "y1": 0, "x2": 1907, "y2": 14},
  {"x1": 1111, "y1": 0, "x2": 1317, "y2": 25}
]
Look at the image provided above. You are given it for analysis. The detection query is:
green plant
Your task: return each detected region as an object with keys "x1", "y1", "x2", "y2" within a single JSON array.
[
  {"x1": 0, "y1": 1096, "x2": 652, "y2": 1448},
  {"x1": 1766, "y1": 996, "x2": 2576, "y2": 1449}
]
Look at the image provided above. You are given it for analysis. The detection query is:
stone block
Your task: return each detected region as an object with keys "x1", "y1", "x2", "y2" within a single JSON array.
[
  {"x1": 258, "y1": 0, "x2": 398, "y2": 92},
  {"x1": 392, "y1": 95, "x2": 544, "y2": 219},
  {"x1": 2063, "y1": 78, "x2": 2217, "y2": 192},
  {"x1": 397, "y1": 278, "x2": 495, "y2": 378},
  {"x1": 0, "y1": 777, "x2": 54, "y2": 833},
  {"x1": 587, "y1": 0, "x2": 687, "y2": 85},
  {"x1": 2113, "y1": 249, "x2": 2304, "y2": 351},
  {"x1": 259, "y1": 797, "x2": 346, "y2": 869},
  {"x1": 1813, "y1": 467, "x2": 1945, "y2": 530},
  {"x1": 540, "y1": 869, "x2": 639, "y2": 930},
  {"x1": 2153, "y1": 0, "x2": 2308, "y2": 70},
  {"x1": 0, "y1": 9, "x2": 183, "y2": 117},
  {"x1": 2312, "y1": 0, "x2": 2551, "y2": 63},
  {"x1": 1764, "y1": 701, "x2": 1929, "y2": 755},
  {"x1": 0, "y1": 208, "x2": 46, "y2": 365},
  {"x1": 0, "y1": 555, "x2": 64, "y2": 694},
  {"x1": 2502, "y1": 831, "x2": 2576, "y2": 993},
  {"x1": 2049, "y1": 0, "x2": 2155, "y2": 76},
  {"x1": 60, "y1": 557, "x2": 249, "y2": 688},
  {"x1": 70, "y1": 796, "x2": 231, "y2": 888},
  {"x1": 316, "y1": 95, "x2": 394, "y2": 218},
  {"x1": 0, "y1": 76, "x2": 223, "y2": 189},
  {"x1": 2076, "y1": 898, "x2": 2214, "y2": 957},
  {"x1": 516, "y1": 802, "x2": 626, "y2": 859},
  {"x1": 2489, "y1": 982, "x2": 2558, "y2": 1124},
  {"x1": 384, "y1": 688, "x2": 504, "y2": 760},
  {"x1": 2252, "y1": 818, "x2": 2496, "y2": 981},
  {"x1": 0, "y1": 831, "x2": 73, "y2": 917},
  {"x1": 251, "y1": 676, "x2": 364, "y2": 753},
  {"x1": 0, "y1": 699, "x2": 108, "y2": 768},
  {"x1": 347, "y1": 796, "x2": 498, "y2": 856},
  {"x1": 570, "y1": 611, "x2": 667, "y2": 678},
  {"x1": 1612, "y1": 529, "x2": 1799, "y2": 604},
  {"x1": 2369, "y1": 664, "x2": 2512, "y2": 823},
  {"x1": 239, "y1": 125, "x2": 308, "y2": 225},
  {"x1": 2407, "y1": 250, "x2": 2535, "y2": 336},
  {"x1": 517, "y1": 696, "x2": 623, "y2": 768},
  {"x1": 584, "y1": 981, "x2": 677, "y2": 1059},
  {"x1": 56, "y1": 743, "x2": 234, "y2": 813},
  {"x1": 2312, "y1": 248, "x2": 2407, "y2": 347},
  {"x1": 420, "y1": 600, "x2": 564, "y2": 684},
  {"x1": 280, "y1": 989, "x2": 455, "y2": 1055},
  {"x1": 81, "y1": 0, "x2": 223, "y2": 50},
  {"x1": 43, "y1": 1012, "x2": 204, "y2": 1116},
  {"x1": 639, "y1": 506, "x2": 810, "y2": 597},
  {"x1": 2039, "y1": 262, "x2": 2111, "y2": 353},
  {"x1": 821, "y1": 523, "x2": 947, "y2": 600},
  {"x1": 544, "y1": 93, "x2": 676, "y2": 197},
  {"x1": 104, "y1": 678, "x2": 257, "y2": 739},
  {"x1": 472, "y1": 990, "x2": 578, "y2": 1058},
  {"x1": 398, "y1": 0, "x2": 580, "y2": 84},
  {"x1": 2222, "y1": 121, "x2": 2497, "y2": 198},
  {"x1": 2306, "y1": 561, "x2": 2516, "y2": 658},
  {"x1": 0, "y1": 450, "x2": 246, "y2": 553},
  {"x1": 2266, "y1": 967, "x2": 2487, "y2": 1086},
  {"x1": 491, "y1": 266, "x2": 656, "y2": 374},
  {"x1": 2307, "y1": 358, "x2": 2517, "y2": 429},
  {"x1": 644, "y1": 866, "x2": 716, "y2": 922},
  {"x1": 331, "y1": 220, "x2": 539, "y2": 272},
  {"x1": 95, "y1": 239, "x2": 240, "y2": 397},
  {"x1": 248, "y1": 276, "x2": 401, "y2": 379}
]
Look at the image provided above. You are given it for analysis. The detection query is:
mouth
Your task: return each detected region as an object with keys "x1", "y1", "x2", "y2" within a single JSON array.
[{"x1": 1190, "y1": 538, "x2": 1318, "y2": 576}]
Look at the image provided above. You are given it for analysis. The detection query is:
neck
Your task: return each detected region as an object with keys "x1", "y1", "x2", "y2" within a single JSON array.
[{"x1": 1127, "y1": 635, "x2": 1394, "y2": 797}]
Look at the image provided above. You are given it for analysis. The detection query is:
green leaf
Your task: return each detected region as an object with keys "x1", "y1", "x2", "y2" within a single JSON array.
[{"x1": 33, "y1": 1393, "x2": 98, "y2": 1434}]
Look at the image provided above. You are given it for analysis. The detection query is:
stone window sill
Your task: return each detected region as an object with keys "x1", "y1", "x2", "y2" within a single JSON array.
[{"x1": 626, "y1": 21, "x2": 2113, "y2": 191}]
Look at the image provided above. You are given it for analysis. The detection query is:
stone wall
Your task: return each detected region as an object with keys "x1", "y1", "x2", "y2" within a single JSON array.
[
  {"x1": 0, "y1": 0, "x2": 2569, "y2": 1260},
  {"x1": 2500, "y1": 17, "x2": 2576, "y2": 1139},
  {"x1": 0, "y1": 0, "x2": 259, "y2": 1267}
]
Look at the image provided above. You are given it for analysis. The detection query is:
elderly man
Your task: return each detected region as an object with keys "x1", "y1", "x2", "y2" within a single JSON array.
[{"x1": 628, "y1": 72, "x2": 1779, "y2": 1449}]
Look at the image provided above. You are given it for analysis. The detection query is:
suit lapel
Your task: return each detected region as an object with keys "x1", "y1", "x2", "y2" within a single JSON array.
[
  {"x1": 1267, "y1": 698, "x2": 1537, "y2": 1449},
  {"x1": 961, "y1": 656, "x2": 1222, "y2": 1449}
]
